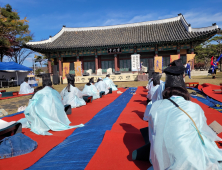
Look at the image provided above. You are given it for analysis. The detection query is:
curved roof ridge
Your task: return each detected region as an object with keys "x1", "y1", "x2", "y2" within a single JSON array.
[
  {"x1": 26, "y1": 14, "x2": 219, "y2": 46},
  {"x1": 27, "y1": 16, "x2": 181, "y2": 45},
  {"x1": 64, "y1": 16, "x2": 181, "y2": 31}
]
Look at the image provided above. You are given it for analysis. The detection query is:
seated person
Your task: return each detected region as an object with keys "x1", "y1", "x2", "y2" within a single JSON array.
[
  {"x1": 95, "y1": 77, "x2": 110, "y2": 95},
  {"x1": 82, "y1": 77, "x2": 100, "y2": 100},
  {"x1": 146, "y1": 72, "x2": 163, "y2": 101},
  {"x1": 19, "y1": 77, "x2": 34, "y2": 94},
  {"x1": 148, "y1": 65, "x2": 222, "y2": 169},
  {"x1": 152, "y1": 59, "x2": 184, "y2": 103},
  {"x1": 103, "y1": 74, "x2": 118, "y2": 91},
  {"x1": 144, "y1": 72, "x2": 162, "y2": 121},
  {"x1": 18, "y1": 73, "x2": 83, "y2": 135},
  {"x1": 60, "y1": 74, "x2": 86, "y2": 108}
]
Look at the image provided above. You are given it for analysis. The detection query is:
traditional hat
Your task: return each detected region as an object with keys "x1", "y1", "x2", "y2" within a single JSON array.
[
  {"x1": 42, "y1": 73, "x2": 52, "y2": 87},
  {"x1": 152, "y1": 72, "x2": 161, "y2": 86},
  {"x1": 66, "y1": 74, "x2": 75, "y2": 85},
  {"x1": 89, "y1": 77, "x2": 94, "y2": 84},
  {"x1": 168, "y1": 58, "x2": 183, "y2": 67},
  {"x1": 164, "y1": 60, "x2": 186, "y2": 89}
]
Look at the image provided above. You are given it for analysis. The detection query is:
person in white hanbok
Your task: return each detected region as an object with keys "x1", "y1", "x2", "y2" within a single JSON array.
[
  {"x1": 82, "y1": 77, "x2": 100, "y2": 100},
  {"x1": 18, "y1": 73, "x2": 84, "y2": 135},
  {"x1": 143, "y1": 72, "x2": 162, "y2": 121},
  {"x1": 103, "y1": 74, "x2": 118, "y2": 91},
  {"x1": 19, "y1": 77, "x2": 34, "y2": 94},
  {"x1": 60, "y1": 74, "x2": 86, "y2": 108},
  {"x1": 144, "y1": 59, "x2": 185, "y2": 121},
  {"x1": 147, "y1": 65, "x2": 222, "y2": 169},
  {"x1": 95, "y1": 77, "x2": 110, "y2": 95}
]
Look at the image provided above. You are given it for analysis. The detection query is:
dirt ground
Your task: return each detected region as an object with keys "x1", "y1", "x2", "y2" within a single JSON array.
[{"x1": 0, "y1": 72, "x2": 221, "y2": 115}]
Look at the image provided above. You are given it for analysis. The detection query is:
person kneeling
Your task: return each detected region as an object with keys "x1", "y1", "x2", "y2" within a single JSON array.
[
  {"x1": 82, "y1": 77, "x2": 100, "y2": 100},
  {"x1": 103, "y1": 74, "x2": 118, "y2": 91},
  {"x1": 60, "y1": 74, "x2": 86, "y2": 108},
  {"x1": 95, "y1": 77, "x2": 110, "y2": 95},
  {"x1": 19, "y1": 77, "x2": 34, "y2": 94},
  {"x1": 18, "y1": 74, "x2": 83, "y2": 135}
]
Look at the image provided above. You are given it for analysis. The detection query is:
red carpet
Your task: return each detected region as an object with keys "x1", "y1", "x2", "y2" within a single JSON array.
[
  {"x1": 86, "y1": 87, "x2": 150, "y2": 170},
  {"x1": 0, "y1": 93, "x2": 34, "y2": 100},
  {"x1": 198, "y1": 83, "x2": 222, "y2": 102},
  {"x1": 0, "y1": 89, "x2": 124, "y2": 170}
]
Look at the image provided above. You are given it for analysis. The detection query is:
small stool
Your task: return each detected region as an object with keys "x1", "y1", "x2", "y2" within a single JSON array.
[
  {"x1": 100, "y1": 91, "x2": 105, "y2": 98},
  {"x1": 108, "y1": 88, "x2": 112, "y2": 94},
  {"x1": 83, "y1": 96, "x2": 93, "y2": 103},
  {"x1": 64, "y1": 105, "x2": 72, "y2": 115}
]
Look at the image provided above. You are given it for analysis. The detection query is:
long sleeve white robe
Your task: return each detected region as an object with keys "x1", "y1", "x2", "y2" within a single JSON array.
[
  {"x1": 148, "y1": 96, "x2": 222, "y2": 170},
  {"x1": 103, "y1": 77, "x2": 118, "y2": 91},
  {"x1": 143, "y1": 82, "x2": 165, "y2": 121},
  {"x1": 19, "y1": 82, "x2": 34, "y2": 94},
  {"x1": 95, "y1": 81, "x2": 109, "y2": 95},
  {"x1": 82, "y1": 84, "x2": 100, "y2": 100},
  {"x1": 60, "y1": 85, "x2": 86, "y2": 108}
]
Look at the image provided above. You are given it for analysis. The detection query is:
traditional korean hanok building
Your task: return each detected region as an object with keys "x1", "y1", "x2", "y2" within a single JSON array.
[{"x1": 25, "y1": 14, "x2": 220, "y2": 76}]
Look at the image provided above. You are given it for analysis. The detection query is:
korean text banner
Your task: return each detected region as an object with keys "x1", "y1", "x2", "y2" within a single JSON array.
[
  {"x1": 154, "y1": 56, "x2": 162, "y2": 73},
  {"x1": 63, "y1": 63, "x2": 70, "y2": 79},
  {"x1": 131, "y1": 54, "x2": 140, "y2": 71},
  {"x1": 170, "y1": 55, "x2": 179, "y2": 63},
  {"x1": 75, "y1": 61, "x2": 82, "y2": 77}
]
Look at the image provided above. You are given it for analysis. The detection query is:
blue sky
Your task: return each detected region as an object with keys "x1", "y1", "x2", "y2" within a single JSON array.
[{"x1": 1, "y1": 0, "x2": 222, "y2": 67}]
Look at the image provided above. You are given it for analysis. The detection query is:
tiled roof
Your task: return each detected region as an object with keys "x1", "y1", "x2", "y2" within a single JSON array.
[{"x1": 26, "y1": 15, "x2": 220, "y2": 51}]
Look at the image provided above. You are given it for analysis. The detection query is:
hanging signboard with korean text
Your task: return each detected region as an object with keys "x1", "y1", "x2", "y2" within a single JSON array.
[
  {"x1": 131, "y1": 54, "x2": 140, "y2": 71},
  {"x1": 74, "y1": 61, "x2": 82, "y2": 77},
  {"x1": 63, "y1": 63, "x2": 70, "y2": 79},
  {"x1": 107, "y1": 47, "x2": 121, "y2": 54},
  {"x1": 154, "y1": 56, "x2": 162, "y2": 73}
]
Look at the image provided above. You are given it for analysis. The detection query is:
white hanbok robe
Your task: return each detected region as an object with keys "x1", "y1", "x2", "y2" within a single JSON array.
[
  {"x1": 147, "y1": 80, "x2": 163, "y2": 100},
  {"x1": 60, "y1": 85, "x2": 86, "y2": 108},
  {"x1": 148, "y1": 96, "x2": 222, "y2": 170},
  {"x1": 18, "y1": 86, "x2": 84, "y2": 135},
  {"x1": 95, "y1": 81, "x2": 109, "y2": 94},
  {"x1": 143, "y1": 82, "x2": 165, "y2": 121},
  {"x1": 19, "y1": 82, "x2": 34, "y2": 94},
  {"x1": 103, "y1": 77, "x2": 118, "y2": 91},
  {"x1": 82, "y1": 84, "x2": 100, "y2": 100}
]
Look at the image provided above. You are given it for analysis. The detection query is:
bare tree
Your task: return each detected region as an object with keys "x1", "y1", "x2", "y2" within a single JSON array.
[{"x1": 9, "y1": 48, "x2": 35, "y2": 65}]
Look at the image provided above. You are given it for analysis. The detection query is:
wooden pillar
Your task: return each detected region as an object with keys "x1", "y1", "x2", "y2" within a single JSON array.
[
  {"x1": 114, "y1": 54, "x2": 118, "y2": 71},
  {"x1": 95, "y1": 55, "x2": 98, "y2": 73},
  {"x1": 98, "y1": 56, "x2": 101, "y2": 68},
  {"x1": 48, "y1": 60, "x2": 52, "y2": 73},
  {"x1": 117, "y1": 54, "x2": 120, "y2": 71}
]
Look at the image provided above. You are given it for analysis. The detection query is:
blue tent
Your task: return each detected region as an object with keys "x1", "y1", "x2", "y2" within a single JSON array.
[
  {"x1": 0, "y1": 62, "x2": 32, "y2": 87},
  {"x1": 0, "y1": 62, "x2": 32, "y2": 72}
]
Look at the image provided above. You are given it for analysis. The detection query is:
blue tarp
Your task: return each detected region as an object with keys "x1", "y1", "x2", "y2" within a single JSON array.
[
  {"x1": 0, "y1": 62, "x2": 32, "y2": 72},
  {"x1": 28, "y1": 88, "x2": 137, "y2": 170}
]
